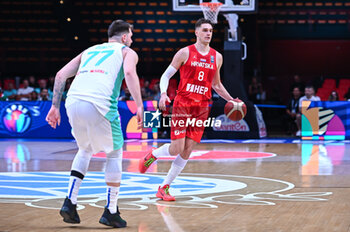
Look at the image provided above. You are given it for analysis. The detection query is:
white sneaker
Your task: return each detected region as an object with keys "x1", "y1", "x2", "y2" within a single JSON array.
[{"x1": 296, "y1": 130, "x2": 301, "y2": 136}]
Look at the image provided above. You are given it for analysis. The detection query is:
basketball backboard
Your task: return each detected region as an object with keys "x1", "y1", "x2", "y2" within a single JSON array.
[{"x1": 172, "y1": 0, "x2": 257, "y2": 13}]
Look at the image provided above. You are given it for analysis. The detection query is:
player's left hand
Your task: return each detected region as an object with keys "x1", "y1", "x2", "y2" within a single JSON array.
[{"x1": 46, "y1": 105, "x2": 61, "y2": 129}]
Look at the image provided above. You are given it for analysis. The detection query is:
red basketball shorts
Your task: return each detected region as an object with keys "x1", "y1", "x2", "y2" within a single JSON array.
[{"x1": 170, "y1": 96, "x2": 210, "y2": 143}]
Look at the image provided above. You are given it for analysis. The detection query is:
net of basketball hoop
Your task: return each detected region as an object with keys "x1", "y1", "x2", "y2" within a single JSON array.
[
  {"x1": 199, "y1": 2, "x2": 223, "y2": 24},
  {"x1": 200, "y1": 2, "x2": 239, "y2": 41}
]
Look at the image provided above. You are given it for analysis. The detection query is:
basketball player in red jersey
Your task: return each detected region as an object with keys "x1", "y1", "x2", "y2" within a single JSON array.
[{"x1": 139, "y1": 18, "x2": 234, "y2": 201}]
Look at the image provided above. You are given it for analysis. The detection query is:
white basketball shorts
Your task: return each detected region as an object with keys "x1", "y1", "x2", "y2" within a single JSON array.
[{"x1": 66, "y1": 98, "x2": 123, "y2": 154}]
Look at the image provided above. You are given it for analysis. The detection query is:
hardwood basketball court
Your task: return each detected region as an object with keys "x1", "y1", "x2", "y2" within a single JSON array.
[{"x1": 0, "y1": 139, "x2": 349, "y2": 231}]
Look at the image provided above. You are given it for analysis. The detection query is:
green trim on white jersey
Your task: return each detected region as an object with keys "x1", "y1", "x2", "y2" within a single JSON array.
[
  {"x1": 110, "y1": 116, "x2": 124, "y2": 151},
  {"x1": 105, "y1": 65, "x2": 124, "y2": 121}
]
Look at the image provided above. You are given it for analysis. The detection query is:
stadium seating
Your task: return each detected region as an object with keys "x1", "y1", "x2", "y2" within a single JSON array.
[
  {"x1": 316, "y1": 78, "x2": 350, "y2": 101},
  {"x1": 0, "y1": 0, "x2": 349, "y2": 106},
  {"x1": 258, "y1": 0, "x2": 350, "y2": 38},
  {"x1": 3, "y1": 79, "x2": 15, "y2": 90},
  {"x1": 337, "y1": 79, "x2": 350, "y2": 100},
  {"x1": 0, "y1": 0, "x2": 228, "y2": 76}
]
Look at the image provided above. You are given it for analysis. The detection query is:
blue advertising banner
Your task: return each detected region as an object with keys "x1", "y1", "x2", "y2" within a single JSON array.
[
  {"x1": 0, "y1": 101, "x2": 72, "y2": 138},
  {"x1": 301, "y1": 101, "x2": 350, "y2": 140},
  {"x1": 0, "y1": 101, "x2": 158, "y2": 139}
]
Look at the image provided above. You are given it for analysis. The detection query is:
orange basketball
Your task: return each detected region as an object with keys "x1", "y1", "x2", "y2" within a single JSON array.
[{"x1": 224, "y1": 99, "x2": 247, "y2": 121}]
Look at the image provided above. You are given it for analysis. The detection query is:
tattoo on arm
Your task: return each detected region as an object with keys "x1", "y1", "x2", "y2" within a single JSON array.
[{"x1": 52, "y1": 78, "x2": 66, "y2": 108}]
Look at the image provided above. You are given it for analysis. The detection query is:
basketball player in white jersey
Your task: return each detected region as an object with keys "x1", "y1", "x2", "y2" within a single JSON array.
[{"x1": 46, "y1": 20, "x2": 143, "y2": 228}]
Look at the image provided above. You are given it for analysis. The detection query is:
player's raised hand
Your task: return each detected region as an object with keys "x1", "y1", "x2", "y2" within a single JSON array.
[
  {"x1": 46, "y1": 105, "x2": 61, "y2": 129},
  {"x1": 159, "y1": 93, "x2": 171, "y2": 111}
]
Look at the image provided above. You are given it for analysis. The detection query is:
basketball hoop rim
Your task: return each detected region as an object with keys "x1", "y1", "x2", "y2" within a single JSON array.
[{"x1": 200, "y1": 2, "x2": 223, "y2": 8}]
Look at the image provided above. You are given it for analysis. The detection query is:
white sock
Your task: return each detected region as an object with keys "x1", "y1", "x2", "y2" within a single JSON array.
[
  {"x1": 67, "y1": 149, "x2": 92, "y2": 205},
  {"x1": 67, "y1": 176, "x2": 83, "y2": 205},
  {"x1": 106, "y1": 186, "x2": 120, "y2": 214},
  {"x1": 153, "y1": 144, "x2": 171, "y2": 158},
  {"x1": 162, "y1": 155, "x2": 188, "y2": 186}
]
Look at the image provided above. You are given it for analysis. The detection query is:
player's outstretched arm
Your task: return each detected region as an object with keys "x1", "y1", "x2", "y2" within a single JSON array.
[
  {"x1": 123, "y1": 48, "x2": 144, "y2": 129},
  {"x1": 211, "y1": 52, "x2": 234, "y2": 102},
  {"x1": 159, "y1": 48, "x2": 188, "y2": 111},
  {"x1": 46, "y1": 53, "x2": 82, "y2": 129}
]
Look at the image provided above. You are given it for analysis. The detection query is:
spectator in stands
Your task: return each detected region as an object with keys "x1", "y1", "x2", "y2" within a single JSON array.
[
  {"x1": 284, "y1": 86, "x2": 302, "y2": 135},
  {"x1": 30, "y1": 91, "x2": 38, "y2": 101},
  {"x1": 0, "y1": 88, "x2": 5, "y2": 101},
  {"x1": 152, "y1": 82, "x2": 161, "y2": 101},
  {"x1": 3, "y1": 82, "x2": 17, "y2": 100},
  {"x1": 248, "y1": 76, "x2": 264, "y2": 104},
  {"x1": 62, "y1": 78, "x2": 72, "y2": 100},
  {"x1": 290, "y1": 74, "x2": 305, "y2": 94},
  {"x1": 17, "y1": 79, "x2": 34, "y2": 101},
  {"x1": 118, "y1": 86, "x2": 126, "y2": 100},
  {"x1": 141, "y1": 87, "x2": 150, "y2": 100},
  {"x1": 47, "y1": 75, "x2": 55, "y2": 91},
  {"x1": 295, "y1": 85, "x2": 321, "y2": 136},
  {"x1": 15, "y1": 76, "x2": 21, "y2": 89},
  {"x1": 344, "y1": 87, "x2": 350, "y2": 101},
  {"x1": 328, "y1": 91, "x2": 339, "y2": 101},
  {"x1": 38, "y1": 88, "x2": 51, "y2": 101},
  {"x1": 35, "y1": 79, "x2": 47, "y2": 93},
  {"x1": 143, "y1": 80, "x2": 153, "y2": 97},
  {"x1": 118, "y1": 87, "x2": 133, "y2": 101},
  {"x1": 28, "y1": 75, "x2": 38, "y2": 89}
]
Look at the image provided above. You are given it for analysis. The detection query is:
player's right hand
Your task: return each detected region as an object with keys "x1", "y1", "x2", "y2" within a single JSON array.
[
  {"x1": 159, "y1": 93, "x2": 171, "y2": 111},
  {"x1": 46, "y1": 105, "x2": 61, "y2": 129},
  {"x1": 136, "y1": 106, "x2": 143, "y2": 130}
]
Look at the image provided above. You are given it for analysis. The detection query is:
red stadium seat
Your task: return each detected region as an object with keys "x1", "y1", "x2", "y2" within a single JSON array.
[
  {"x1": 139, "y1": 78, "x2": 145, "y2": 88},
  {"x1": 339, "y1": 78, "x2": 350, "y2": 89},
  {"x1": 3, "y1": 79, "x2": 15, "y2": 90},
  {"x1": 149, "y1": 78, "x2": 160, "y2": 90},
  {"x1": 322, "y1": 79, "x2": 336, "y2": 90}
]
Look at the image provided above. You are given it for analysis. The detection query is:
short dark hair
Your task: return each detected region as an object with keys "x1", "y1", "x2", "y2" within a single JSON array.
[
  {"x1": 195, "y1": 18, "x2": 213, "y2": 29},
  {"x1": 293, "y1": 86, "x2": 301, "y2": 92},
  {"x1": 108, "y1": 20, "x2": 133, "y2": 38}
]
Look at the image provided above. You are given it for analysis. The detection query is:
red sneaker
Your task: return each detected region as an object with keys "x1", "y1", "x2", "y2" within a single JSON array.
[
  {"x1": 139, "y1": 148, "x2": 157, "y2": 173},
  {"x1": 156, "y1": 185, "x2": 176, "y2": 201}
]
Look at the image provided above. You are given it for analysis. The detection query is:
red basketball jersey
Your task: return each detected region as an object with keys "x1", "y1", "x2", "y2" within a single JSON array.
[{"x1": 177, "y1": 44, "x2": 217, "y2": 101}]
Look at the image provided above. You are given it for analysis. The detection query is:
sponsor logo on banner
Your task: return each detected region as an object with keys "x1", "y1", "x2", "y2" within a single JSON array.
[
  {"x1": 2, "y1": 104, "x2": 32, "y2": 133},
  {"x1": 213, "y1": 114, "x2": 249, "y2": 132},
  {"x1": 163, "y1": 117, "x2": 221, "y2": 128},
  {"x1": 143, "y1": 110, "x2": 161, "y2": 128}
]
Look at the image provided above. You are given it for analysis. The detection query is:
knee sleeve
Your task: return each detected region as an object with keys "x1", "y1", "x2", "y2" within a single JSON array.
[
  {"x1": 71, "y1": 148, "x2": 93, "y2": 176},
  {"x1": 105, "y1": 148, "x2": 123, "y2": 183}
]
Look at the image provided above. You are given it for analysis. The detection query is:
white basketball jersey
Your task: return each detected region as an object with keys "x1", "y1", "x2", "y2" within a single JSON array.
[{"x1": 66, "y1": 42, "x2": 125, "y2": 121}]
